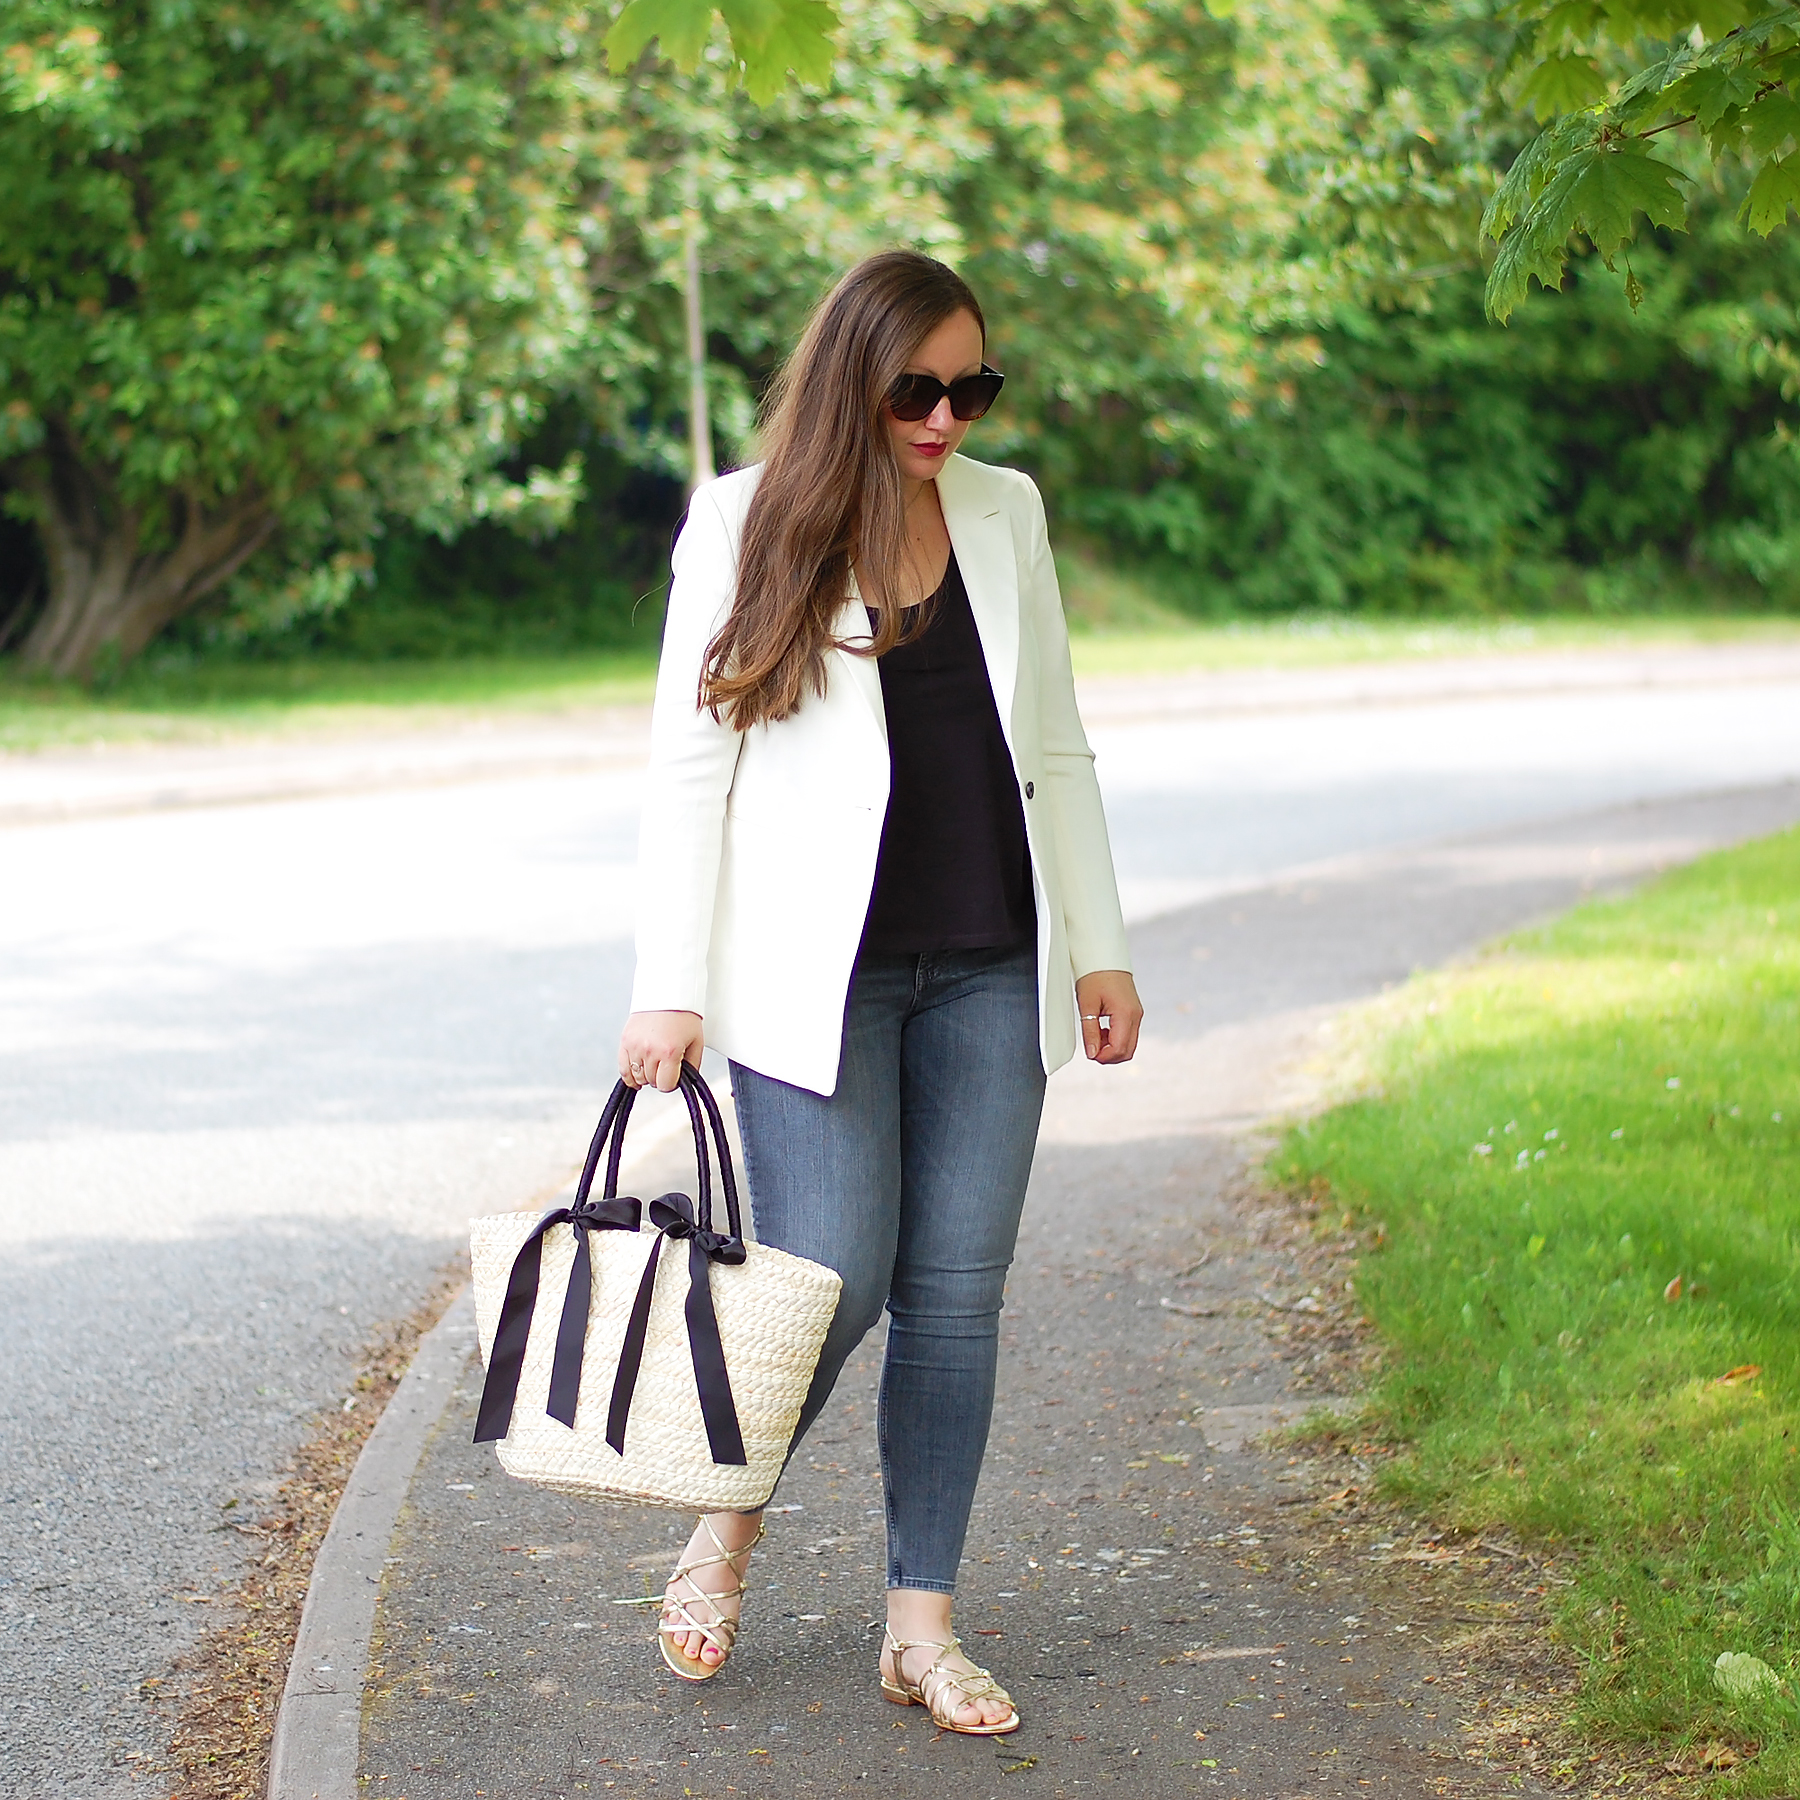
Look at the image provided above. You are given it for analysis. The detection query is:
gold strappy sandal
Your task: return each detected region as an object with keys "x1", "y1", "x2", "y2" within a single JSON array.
[
  {"x1": 657, "y1": 1518, "x2": 764, "y2": 1681},
  {"x1": 880, "y1": 1628, "x2": 1021, "y2": 1735}
]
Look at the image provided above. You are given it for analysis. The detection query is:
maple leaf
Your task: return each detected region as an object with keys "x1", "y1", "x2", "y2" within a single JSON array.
[
  {"x1": 1486, "y1": 141, "x2": 1688, "y2": 318},
  {"x1": 721, "y1": 0, "x2": 837, "y2": 101},
  {"x1": 605, "y1": 0, "x2": 836, "y2": 96},
  {"x1": 1563, "y1": 144, "x2": 1689, "y2": 255},
  {"x1": 1518, "y1": 53, "x2": 1609, "y2": 119},
  {"x1": 605, "y1": 0, "x2": 717, "y2": 73},
  {"x1": 1742, "y1": 152, "x2": 1800, "y2": 232},
  {"x1": 1663, "y1": 61, "x2": 1760, "y2": 131},
  {"x1": 1742, "y1": 90, "x2": 1800, "y2": 157}
]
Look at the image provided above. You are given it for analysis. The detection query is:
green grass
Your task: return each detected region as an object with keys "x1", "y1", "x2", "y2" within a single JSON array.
[
  {"x1": 2, "y1": 562, "x2": 1797, "y2": 753},
  {"x1": 0, "y1": 648, "x2": 661, "y2": 753},
  {"x1": 1055, "y1": 552, "x2": 1800, "y2": 675},
  {"x1": 1273, "y1": 830, "x2": 1800, "y2": 1783}
]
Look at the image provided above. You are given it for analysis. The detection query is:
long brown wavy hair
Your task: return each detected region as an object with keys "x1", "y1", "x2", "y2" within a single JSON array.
[{"x1": 699, "y1": 250, "x2": 987, "y2": 729}]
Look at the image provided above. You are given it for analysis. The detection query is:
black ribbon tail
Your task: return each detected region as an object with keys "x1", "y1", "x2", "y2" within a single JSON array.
[
  {"x1": 684, "y1": 1236, "x2": 748, "y2": 1465},
  {"x1": 546, "y1": 1223, "x2": 593, "y2": 1428},
  {"x1": 475, "y1": 1228, "x2": 549, "y2": 1444},
  {"x1": 475, "y1": 1197, "x2": 640, "y2": 1446},
  {"x1": 605, "y1": 1197, "x2": 748, "y2": 1464},
  {"x1": 607, "y1": 1236, "x2": 665, "y2": 1456}
]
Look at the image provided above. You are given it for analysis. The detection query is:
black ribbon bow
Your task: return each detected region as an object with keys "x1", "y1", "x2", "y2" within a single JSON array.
[
  {"x1": 608, "y1": 1191, "x2": 748, "y2": 1464},
  {"x1": 472, "y1": 1193, "x2": 641, "y2": 1444},
  {"x1": 473, "y1": 1067, "x2": 750, "y2": 1467}
]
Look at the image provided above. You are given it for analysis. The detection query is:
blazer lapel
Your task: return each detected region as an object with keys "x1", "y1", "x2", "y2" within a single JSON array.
[
  {"x1": 829, "y1": 583, "x2": 887, "y2": 743},
  {"x1": 937, "y1": 455, "x2": 1020, "y2": 749}
]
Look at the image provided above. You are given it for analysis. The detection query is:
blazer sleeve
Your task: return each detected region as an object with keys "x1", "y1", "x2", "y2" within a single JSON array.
[
  {"x1": 1018, "y1": 476, "x2": 1133, "y2": 978},
  {"x1": 629, "y1": 484, "x2": 745, "y2": 1017}
]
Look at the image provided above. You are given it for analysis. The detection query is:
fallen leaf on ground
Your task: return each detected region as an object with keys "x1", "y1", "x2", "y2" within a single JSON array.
[
  {"x1": 1714, "y1": 1652, "x2": 1779, "y2": 1698},
  {"x1": 1715, "y1": 1364, "x2": 1762, "y2": 1385},
  {"x1": 1667, "y1": 1742, "x2": 1749, "y2": 1773}
]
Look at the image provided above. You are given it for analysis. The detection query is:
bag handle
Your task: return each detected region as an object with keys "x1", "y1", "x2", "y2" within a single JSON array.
[
  {"x1": 599, "y1": 1064, "x2": 749, "y2": 1464},
  {"x1": 679, "y1": 1063, "x2": 744, "y2": 1243},
  {"x1": 475, "y1": 1064, "x2": 750, "y2": 1465},
  {"x1": 573, "y1": 1065, "x2": 738, "y2": 1240}
]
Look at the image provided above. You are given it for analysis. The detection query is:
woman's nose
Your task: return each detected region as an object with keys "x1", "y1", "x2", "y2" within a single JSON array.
[{"x1": 925, "y1": 396, "x2": 957, "y2": 433}]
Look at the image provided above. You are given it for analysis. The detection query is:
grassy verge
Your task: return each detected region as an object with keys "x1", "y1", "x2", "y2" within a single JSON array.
[
  {"x1": 1055, "y1": 553, "x2": 1800, "y2": 674},
  {"x1": 0, "y1": 648, "x2": 661, "y2": 754},
  {"x1": 1064, "y1": 612, "x2": 1800, "y2": 678},
  {"x1": 3, "y1": 565, "x2": 1796, "y2": 753},
  {"x1": 1273, "y1": 829, "x2": 1800, "y2": 1786}
]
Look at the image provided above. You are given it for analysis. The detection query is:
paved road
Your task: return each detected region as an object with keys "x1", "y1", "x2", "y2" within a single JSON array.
[
  {"x1": 2, "y1": 645, "x2": 1798, "y2": 1796},
  {"x1": 360, "y1": 783, "x2": 1800, "y2": 1800}
]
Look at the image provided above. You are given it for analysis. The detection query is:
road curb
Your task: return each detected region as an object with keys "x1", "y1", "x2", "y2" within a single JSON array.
[
  {"x1": 266, "y1": 1286, "x2": 477, "y2": 1800},
  {"x1": 0, "y1": 736, "x2": 651, "y2": 828},
  {"x1": 262, "y1": 1115, "x2": 710, "y2": 1800}
]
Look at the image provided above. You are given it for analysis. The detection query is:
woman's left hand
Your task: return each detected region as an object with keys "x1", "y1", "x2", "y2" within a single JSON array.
[{"x1": 1075, "y1": 970, "x2": 1143, "y2": 1065}]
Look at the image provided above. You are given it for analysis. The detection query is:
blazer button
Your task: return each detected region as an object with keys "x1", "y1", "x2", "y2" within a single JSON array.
[{"x1": 1024, "y1": 781, "x2": 1035, "y2": 799}]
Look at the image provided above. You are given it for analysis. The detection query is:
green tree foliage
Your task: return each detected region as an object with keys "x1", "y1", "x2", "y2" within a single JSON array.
[
  {"x1": 193, "y1": 0, "x2": 1800, "y2": 657},
  {"x1": 343, "y1": 0, "x2": 1397, "y2": 651},
  {"x1": 9, "y1": 0, "x2": 1799, "y2": 675},
  {"x1": 253, "y1": 429, "x2": 685, "y2": 660},
  {"x1": 578, "y1": 0, "x2": 957, "y2": 480},
  {"x1": 582, "y1": 0, "x2": 1371, "y2": 514},
  {"x1": 1484, "y1": 0, "x2": 1800, "y2": 318},
  {"x1": 148, "y1": 0, "x2": 949, "y2": 663},
  {"x1": 0, "y1": 0, "x2": 603, "y2": 678},
  {"x1": 1083, "y1": 0, "x2": 1800, "y2": 611},
  {"x1": 1103, "y1": 234, "x2": 1800, "y2": 613}
]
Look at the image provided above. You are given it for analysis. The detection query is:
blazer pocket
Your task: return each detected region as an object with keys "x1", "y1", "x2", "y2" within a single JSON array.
[{"x1": 724, "y1": 790, "x2": 879, "y2": 830}]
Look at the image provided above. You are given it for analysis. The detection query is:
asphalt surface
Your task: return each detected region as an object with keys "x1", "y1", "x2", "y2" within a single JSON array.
[
  {"x1": 355, "y1": 782, "x2": 1800, "y2": 1800},
  {"x1": 3, "y1": 646, "x2": 1799, "y2": 1797}
]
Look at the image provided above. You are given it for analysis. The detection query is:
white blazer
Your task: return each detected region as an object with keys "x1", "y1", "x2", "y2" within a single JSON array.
[{"x1": 630, "y1": 451, "x2": 1131, "y2": 1096}]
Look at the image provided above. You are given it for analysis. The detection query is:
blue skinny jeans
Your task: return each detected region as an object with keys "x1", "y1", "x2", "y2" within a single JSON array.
[{"x1": 730, "y1": 941, "x2": 1045, "y2": 1593}]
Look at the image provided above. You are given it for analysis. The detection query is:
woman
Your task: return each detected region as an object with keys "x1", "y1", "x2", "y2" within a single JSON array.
[{"x1": 618, "y1": 249, "x2": 1143, "y2": 1735}]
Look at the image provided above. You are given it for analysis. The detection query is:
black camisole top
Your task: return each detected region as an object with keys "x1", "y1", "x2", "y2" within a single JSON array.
[{"x1": 860, "y1": 554, "x2": 1035, "y2": 955}]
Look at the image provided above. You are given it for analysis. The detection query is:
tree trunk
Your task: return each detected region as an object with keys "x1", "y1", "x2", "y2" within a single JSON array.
[{"x1": 12, "y1": 424, "x2": 278, "y2": 680}]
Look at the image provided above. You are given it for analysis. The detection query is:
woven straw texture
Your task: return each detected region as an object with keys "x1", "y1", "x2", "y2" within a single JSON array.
[{"x1": 470, "y1": 1210, "x2": 842, "y2": 1512}]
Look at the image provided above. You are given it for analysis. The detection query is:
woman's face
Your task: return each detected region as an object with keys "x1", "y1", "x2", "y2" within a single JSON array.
[{"x1": 884, "y1": 308, "x2": 986, "y2": 487}]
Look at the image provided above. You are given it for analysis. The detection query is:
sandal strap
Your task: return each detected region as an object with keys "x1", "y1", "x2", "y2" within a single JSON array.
[
  {"x1": 659, "y1": 1593, "x2": 739, "y2": 1655},
  {"x1": 660, "y1": 1518, "x2": 764, "y2": 1648},
  {"x1": 671, "y1": 1516, "x2": 764, "y2": 1582},
  {"x1": 883, "y1": 1631, "x2": 1016, "y2": 1725},
  {"x1": 664, "y1": 1518, "x2": 763, "y2": 1598}
]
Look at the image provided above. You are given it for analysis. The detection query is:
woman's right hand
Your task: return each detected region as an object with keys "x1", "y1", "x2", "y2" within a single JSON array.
[{"x1": 619, "y1": 1011, "x2": 705, "y2": 1091}]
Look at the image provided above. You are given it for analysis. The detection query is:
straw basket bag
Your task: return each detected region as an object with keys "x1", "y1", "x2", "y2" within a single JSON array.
[{"x1": 469, "y1": 1065, "x2": 842, "y2": 1513}]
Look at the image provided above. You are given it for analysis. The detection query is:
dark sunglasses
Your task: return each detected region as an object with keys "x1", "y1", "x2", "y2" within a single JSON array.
[{"x1": 884, "y1": 365, "x2": 1005, "y2": 423}]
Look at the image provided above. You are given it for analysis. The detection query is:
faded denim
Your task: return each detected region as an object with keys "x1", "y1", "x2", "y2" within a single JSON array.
[{"x1": 730, "y1": 941, "x2": 1045, "y2": 1593}]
